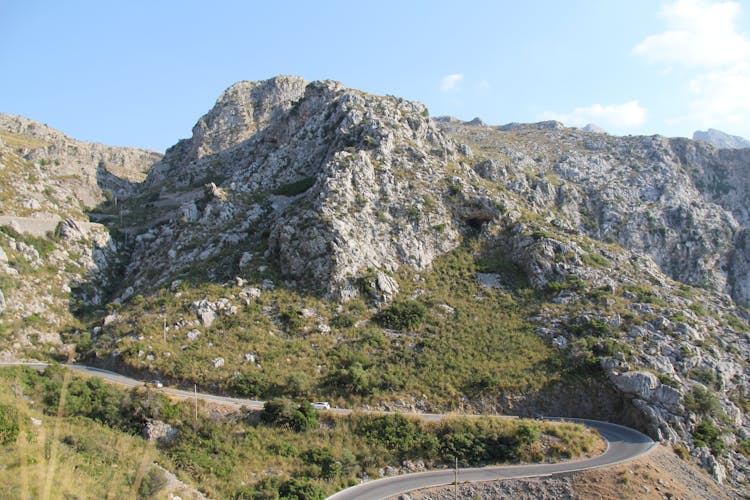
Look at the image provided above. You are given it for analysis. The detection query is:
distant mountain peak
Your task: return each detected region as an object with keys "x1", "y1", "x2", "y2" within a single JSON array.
[
  {"x1": 497, "y1": 120, "x2": 565, "y2": 131},
  {"x1": 693, "y1": 128, "x2": 750, "y2": 149},
  {"x1": 582, "y1": 123, "x2": 606, "y2": 134}
]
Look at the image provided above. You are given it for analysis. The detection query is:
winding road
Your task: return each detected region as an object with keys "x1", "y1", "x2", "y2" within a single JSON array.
[
  {"x1": 328, "y1": 419, "x2": 655, "y2": 500},
  {"x1": 0, "y1": 362, "x2": 656, "y2": 499}
]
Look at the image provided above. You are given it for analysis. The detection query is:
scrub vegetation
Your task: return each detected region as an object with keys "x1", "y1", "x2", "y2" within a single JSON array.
[{"x1": 0, "y1": 366, "x2": 600, "y2": 498}]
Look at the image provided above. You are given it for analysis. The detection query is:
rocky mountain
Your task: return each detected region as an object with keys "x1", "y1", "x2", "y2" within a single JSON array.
[
  {"x1": 1, "y1": 77, "x2": 749, "y2": 491},
  {"x1": 694, "y1": 128, "x2": 750, "y2": 150},
  {"x1": 0, "y1": 113, "x2": 159, "y2": 210},
  {"x1": 120, "y1": 75, "x2": 475, "y2": 300},
  {"x1": 0, "y1": 114, "x2": 161, "y2": 357}
]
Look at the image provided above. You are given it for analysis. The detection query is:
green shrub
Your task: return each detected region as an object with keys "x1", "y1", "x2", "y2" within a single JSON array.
[
  {"x1": 436, "y1": 419, "x2": 541, "y2": 463},
  {"x1": 688, "y1": 302, "x2": 707, "y2": 317},
  {"x1": 280, "y1": 308, "x2": 305, "y2": 333},
  {"x1": 300, "y1": 447, "x2": 345, "y2": 479},
  {"x1": 0, "y1": 404, "x2": 19, "y2": 445},
  {"x1": 331, "y1": 313, "x2": 356, "y2": 329},
  {"x1": 656, "y1": 372, "x2": 681, "y2": 389},
  {"x1": 693, "y1": 420, "x2": 726, "y2": 456},
  {"x1": 277, "y1": 478, "x2": 325, "y2": 500},
  {"x1": 356, "y1": 414, "x2": 437, "y2": 458},
  {"x1": 673, "y1": 443, "x2": 690, "y2": 460},
  {"x1": 138, "y1": 467, "x2": 169, "y2": 497},
  {"x1": 581, "y1": 252, "x2": 609, "y2": 268},
  {"x1": 689, "y1": 367, "x2": 718, "y2": 388},
  {"x1": 569, "y1": 317, "x2": 612, "y2": 338},
  {"x1": 546, "y1": 275, "x2": 585, "y2": 294},
  {"x1": 531, "y1": 230, "x2": 553, "y2": 240},
  {"x1": 726, "y1": 314, "x2": 748, "y2": 332},
  {"x1": 285, "y1": 372, "x2": 311, "y2": 397},
  {"x1": 375, "y1": 300, "x2": 427, "y2": 330},
  {"x1": 325, "y1": 363, "x2": 377, "y2": 395},
  {"x1": 224, "y1": 371, "x2": 269, "y2": 398},
  {"x1": 261, "y1": 398, "x2": 317, "y2": 432},
  {"x1": 684, "y1": 385, "x2": 722, "y2": 418}
]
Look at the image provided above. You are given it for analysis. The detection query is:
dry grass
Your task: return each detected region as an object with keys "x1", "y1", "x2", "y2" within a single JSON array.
[
  {"x1": 0, "y1": 130, "x2": 50, "y2": 150},
  {"x1": 570, "y1": 445, "x2": 732, "y2": 499},
  {"x1": 0, "y1": 368, "x2": 161, "y2": 499}
]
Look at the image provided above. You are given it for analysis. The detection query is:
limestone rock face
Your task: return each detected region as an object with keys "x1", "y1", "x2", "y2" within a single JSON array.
[
  {"x1": 179, "y1": 76, "x2": 308, "y2": 163},
  {"x1": 609, "y1": 370, "x2": 682, "y2": 413},
  {"x1": 0, "y1": 113, "x2": 160, "y2": 206},
  {"x1": 191, "y1": 299, "x2": 217, "y2": 327},
  {"x1": 451, "y1": 123, "x2": 750, "y2": 307},
  {"x1": 127, "y1": 77, "x2": 478, "y2": 297}
]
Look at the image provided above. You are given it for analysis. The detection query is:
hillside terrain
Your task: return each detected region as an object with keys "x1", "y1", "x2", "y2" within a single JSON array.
[{"x1": 0, "y1": 76, "x2": 749, "y2": 495}]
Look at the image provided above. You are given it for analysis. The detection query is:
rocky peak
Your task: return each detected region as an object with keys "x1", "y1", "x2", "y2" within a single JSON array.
[
  {"x1": 123, "y1": 77, "x2": 486, "y2": 297},
  {"x1": 582, "y1": 123, "x2": 606, "y2": 134},
  {"x1": 162, "y1": 75, "x2": 308, "y2": 165},
  {"x1": 693, "y1": 128, "x2": 750, "y2": 149}
]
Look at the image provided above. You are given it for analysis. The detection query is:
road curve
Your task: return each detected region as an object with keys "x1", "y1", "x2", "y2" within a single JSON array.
[
  {"x1": 0, "y1": 362, "x2": 655, "y2": 499},
  {"x1": 327, "y1": 419, "x2": 655, "y2": 500}
]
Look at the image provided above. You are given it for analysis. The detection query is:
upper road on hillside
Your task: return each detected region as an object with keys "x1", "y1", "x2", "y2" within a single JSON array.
[{"x1": 0, "y1": 362, "x2": 656, "y2": 499}]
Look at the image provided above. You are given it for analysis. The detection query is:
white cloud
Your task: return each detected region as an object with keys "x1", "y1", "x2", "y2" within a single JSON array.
[
  {"x1": 440, "y1": 73, "x2": 464, "y2": 92},
  {"x1": 541, "y1": 101, "x2": 647, "y2": 129},
  {"x1": 478, "y1": 79, "x2": 491, "y2": 90},
  {"x1": 634, "y1": 0, "x2": 750, "y2": 134},
  {"x1": 677, "y1": 63, "x2": 750, "y2": 126},
  {"x1": 632, "y1": 0, "x2": 750, "y2": 68}
]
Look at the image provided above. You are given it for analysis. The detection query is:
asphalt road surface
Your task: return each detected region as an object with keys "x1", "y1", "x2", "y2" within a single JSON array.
[
  {"x1": 0, "y1": 362, "x2": 655, "y2": 499},
  {"x1": 327, "y1": 419, "x2": 655, "y2": 500}
]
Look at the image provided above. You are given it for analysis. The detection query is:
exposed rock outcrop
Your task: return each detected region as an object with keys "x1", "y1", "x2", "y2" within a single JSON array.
[
  {"x1": 122, "y1": 77, "x2": 484, "y2": 297},
  {"x1": 694, "y1": 128, "x2": 750, "y2": 149}
]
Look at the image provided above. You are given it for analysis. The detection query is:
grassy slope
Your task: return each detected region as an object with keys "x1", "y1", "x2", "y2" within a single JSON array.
[
  {"x1": 81, "y1": 239, "x2": 582, "y2": 411},
  {"x1": 0, "y1": 367, "x2": 160, "y2": 499}
]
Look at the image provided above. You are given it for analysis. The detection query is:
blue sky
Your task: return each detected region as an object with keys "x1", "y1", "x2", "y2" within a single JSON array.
[{"x1": 2, "y1": 0, "x2": 749, "y2": 151}]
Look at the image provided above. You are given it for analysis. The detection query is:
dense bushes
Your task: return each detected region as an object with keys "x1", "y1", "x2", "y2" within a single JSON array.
[
  {"x1": 355, "y1": 414, "x2": 437, "y2": 458},
  {"x1": 436, "y1": 419, "x2": 540, "y2": 463},
  {"x1": 1, "y1": 366, "x2": 597, "y2": 499},
  {"x1": 354, "y1": 414, "x2": 544, "y2": 464},
  {"x1": 300, "y1": 446, "x2": 357, "y2": 480},
  {"x1": 38, "y1": 365, "x2": 145, "y2": 433},
  {"x1": 693, "y1": 420, "x2": 726, "y2": 456},
  {"x1": 261, "y1": 398, "x2": 318, "y2": 432},
  {"x1": 0, "y1": 404, "x2": 19, "y2": 445},
  {"x1": 375, "y1": 300, "x2": 427, "y2": 330}
]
